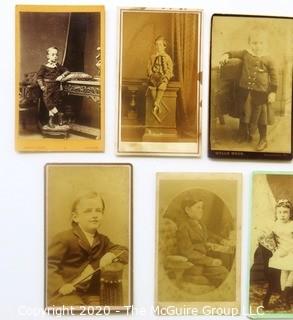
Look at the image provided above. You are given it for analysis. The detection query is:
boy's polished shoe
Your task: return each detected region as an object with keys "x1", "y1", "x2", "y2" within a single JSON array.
[
  {"x1": 48, "y1": 116, "x2": 55, "y2": 128},
  {"x1": 284, "y1": 287, "x2": 292, "y2": 310},
  {"x1": 256, "y1": 139, "x2": 267, "y2": 151},
  {"x1": 57, "y1": 112, "x2": 64, "y2": 126}
]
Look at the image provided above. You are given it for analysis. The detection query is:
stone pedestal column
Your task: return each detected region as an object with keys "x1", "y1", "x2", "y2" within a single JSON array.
[{"x1": 143, "y1": 83, "x2": 180, "y2": 142}]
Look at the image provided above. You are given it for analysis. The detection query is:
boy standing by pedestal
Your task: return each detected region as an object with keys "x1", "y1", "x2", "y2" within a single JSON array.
[{"x1": 37, "y1": 47, "x2": 70, "y2": 128}]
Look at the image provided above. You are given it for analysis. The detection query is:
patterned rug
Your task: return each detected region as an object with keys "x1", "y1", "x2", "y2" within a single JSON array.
[{"x1": 250, "y1": 282, "x2": 293, "y2": 313}]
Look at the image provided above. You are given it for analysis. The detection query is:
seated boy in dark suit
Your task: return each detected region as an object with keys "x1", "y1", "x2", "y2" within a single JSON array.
[
  {"x1": 176, "y1": 198, "x2": 230, "y2": 287},
  {"x1": 47, "y1": 191, "x2": 128, "y2": 306}
]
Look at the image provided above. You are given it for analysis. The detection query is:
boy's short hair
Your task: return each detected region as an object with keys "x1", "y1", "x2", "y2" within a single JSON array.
[
  {"x1": 72, "y1": 191, "x2": 105, "y2": 213},
  {"x1": 46, "y1": 46, "x2": 59, "y2": 54},
  {"x1": 181, "y1": 198, "x2": 202, "y2": 211},
  {"x1": 71, "y1": 191, "x2": 105, "y2": 226},
  {"x1": 155, "y1": 35, "x2": 167, "y2": 48},
  {"x1": 275, "y1": 199, "x2": 293, "y2": 219}
]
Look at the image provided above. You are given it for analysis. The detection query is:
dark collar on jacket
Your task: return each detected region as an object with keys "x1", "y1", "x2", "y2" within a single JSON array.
[
  {"x1": 186, "y1": 216, "x2": 208, "y2": 240},
  {"x1": 73, "y1": 225, "x2": 101, "y2": 252}
]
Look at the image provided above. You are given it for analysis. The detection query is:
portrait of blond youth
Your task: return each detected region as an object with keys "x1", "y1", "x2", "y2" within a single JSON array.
[
  {"x1": 118, "y1": 9, "x2": 202, "y2": 156},
  {"x1": 155, "y1": 173, "x2": 241, "y2": 315},
  {"x1": 250, "y1": 173, "x2": 293, "y2": 315},
  {"x1": 209, "y1": 15, "x2": 292, "y2": 160},
  {"x1": 45, "y1": 164, "x2": 132, "y2": 312},
  {"x1": 16, "y1": 6, "x2": 105, "y2": 151}
]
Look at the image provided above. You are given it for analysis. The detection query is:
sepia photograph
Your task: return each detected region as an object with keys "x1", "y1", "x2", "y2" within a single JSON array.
[
  {"x1": 155, "y1": 173, "x2": 241, "y2": 315},
  {"x1": 45, "y1": 164, "x2": 132, "y2": 314},
  {"x1": 249, "y1": 173, "x2": 293, "y2": 317},
  {"x1": 16, "y1": 5, "x2": 105, "y2": 151},
  {"x1": 209, "y1": 14, "x2": 293, "y2": 160},
  {"x1": 117, "y1": 8, "x2": 202, "y2": 156}
]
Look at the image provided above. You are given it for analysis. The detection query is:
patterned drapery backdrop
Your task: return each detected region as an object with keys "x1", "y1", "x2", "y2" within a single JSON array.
[{"x1": 173, "y1": 13, "x2": 198, "y2": 136}]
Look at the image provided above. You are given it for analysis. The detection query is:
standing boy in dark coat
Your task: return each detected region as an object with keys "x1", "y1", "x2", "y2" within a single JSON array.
[
  {"x1": 220, "y1": 27, "x2": 278, "y2": 151},
  {"x1": 37, "y1": 47, "x2": 70, "y2": 128}
]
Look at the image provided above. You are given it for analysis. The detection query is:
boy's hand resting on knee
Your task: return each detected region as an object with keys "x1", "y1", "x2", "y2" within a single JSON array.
[
  {"x1": 100, "y1": 252, "x2": 116, "y2": 269},
  {"x1": 58, "y1": 283, "x2": 76, "y2": 296},
  {"x1": 211, "y1": 258, "x2": 222, "y2": 267}
]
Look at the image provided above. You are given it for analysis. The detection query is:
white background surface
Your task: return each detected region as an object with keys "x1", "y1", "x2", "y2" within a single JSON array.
[{"x1": 0, "y1": 0, "x2": 292, "y2": 319}]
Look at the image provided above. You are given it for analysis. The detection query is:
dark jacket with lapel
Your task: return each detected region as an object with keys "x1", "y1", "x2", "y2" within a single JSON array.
[
  {"x1": 228, "y1": 50, "x2": 278, "y2": 106},
  {"x1": 176, "y1": 216, "x2": 222, "y2": 266},
  {"x1": 47, "y1": 225, "x2": 127, "y2": 296}
]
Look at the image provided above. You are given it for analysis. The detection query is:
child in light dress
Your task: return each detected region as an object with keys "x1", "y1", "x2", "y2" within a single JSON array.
[{"x1": 262, "y1": 199, "x2": 293, "y2": 309}]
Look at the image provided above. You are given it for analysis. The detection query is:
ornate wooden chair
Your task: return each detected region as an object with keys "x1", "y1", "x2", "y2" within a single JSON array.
[
  {"x1": 19, "y1": 72, "x2": 41, "y2": 132},
  {"x1": 250, "y1": 232, "x2": 293, "y2": 310},
  {"x1": 100, "y1": 263, "x2": 124, "y2": 306},
  {"x1": 210, "y1": 58, "x2": 242, "y2": 144},
  {"x1": 19, "y1": 72, "x2": 70, "y2": 137},
  {"x1": 159, "y1": 218, "x2": 195, "y2": 287}
]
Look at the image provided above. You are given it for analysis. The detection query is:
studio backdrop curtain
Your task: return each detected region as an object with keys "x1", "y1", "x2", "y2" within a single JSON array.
[
  {"x1": 20, "y1": 12, "x2": 70, "y2": 77},
  {"x1": 172, "y1": 13, "x2": 199, "y2": 137},
  {"x1": 62, "y1": 13, "x2": 87, "y2": 71},
  {"x1": 62, "y1": 13, "x2": 100, "y2": 75}
]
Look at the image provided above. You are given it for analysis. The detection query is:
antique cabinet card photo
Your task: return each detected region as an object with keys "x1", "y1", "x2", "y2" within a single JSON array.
[
  {"x1": 16, "y1": 6, "x2": 105, "y2": 151},
  {"x1": 45, "y1": 164, "x2": 132, "y2": 314},
  {"x1": 117, "y1": 8, "x2": 202, "y2": 157},
  {"x1": 209, "y1": 14, "x2": 293, "y2": 160},
  {"x1": 155, "y1": 173, "x2": 241, "y2": 315},
  {"x1": 249, "y1": 172, "x2": 293, "y2": 317}
]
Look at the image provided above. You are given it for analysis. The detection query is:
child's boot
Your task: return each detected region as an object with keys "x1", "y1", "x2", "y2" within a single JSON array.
[
  {"x1": 57, "y1": 112, "x2": 64, "y2": 126},
  {"x1": 256, "y1": 124, "x2": 268, "y2": 151},
  {"x1": 237, "y1": 123, "x2": 249, "y2": 143},
  {"x1": 256, "y1": 139, "x2": 267, "y2": 151},
  {"x1": 284, "y1": 287, "x2": 292, "y2": 310},
  {"x1": 48, "y1": 116, "x2": 55, "y2": 128}
]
